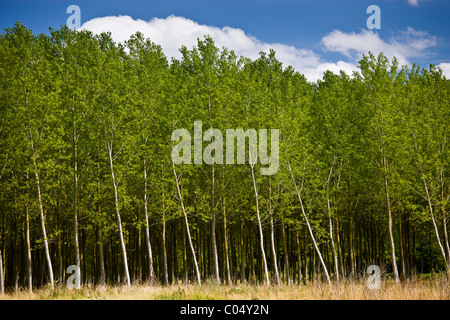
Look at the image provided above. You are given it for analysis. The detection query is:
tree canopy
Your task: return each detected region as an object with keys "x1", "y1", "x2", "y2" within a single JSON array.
[{"x1": 0, "y1": 22, "x2": 449, "y2": 291}]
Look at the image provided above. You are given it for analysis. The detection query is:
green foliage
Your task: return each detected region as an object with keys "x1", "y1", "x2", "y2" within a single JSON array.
[{"x1": 0, "y1": 23, "x2": 449, "y2": 288}]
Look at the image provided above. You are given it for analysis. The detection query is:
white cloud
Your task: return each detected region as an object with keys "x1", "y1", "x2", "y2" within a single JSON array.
[
  {"x1": 80, "y1": 15, "x2": 319, "y2": 68},
  {"x1": 302, "y1": 61, "x2": 358, "y2": 83},
  {"x1": 408, "y1": 0, "x2": 420, "y2": 6},
  {"x1": 438, "y1": 63, "x2": 450, "y2": 78},
  {"x1": 80, "y1": 15, "x2": 438, "y2": 82},
  {"x1": 321, "y1": 28, "x2": 437, "y2": 67},
  {"x1": 80, "y1": 15, "x2": 355, "y2": 82}
]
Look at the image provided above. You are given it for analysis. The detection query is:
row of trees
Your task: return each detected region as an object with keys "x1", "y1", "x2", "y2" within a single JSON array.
[{"x1": 0, "y1": 22, "x2": 449, "y2": 293}]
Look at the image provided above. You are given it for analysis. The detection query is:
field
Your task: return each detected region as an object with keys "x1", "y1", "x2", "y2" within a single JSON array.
[{"x1": 1, "y1": 277, "x2": 449, "y2": 300}]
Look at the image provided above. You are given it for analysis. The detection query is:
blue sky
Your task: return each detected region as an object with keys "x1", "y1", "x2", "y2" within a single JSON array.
[{"x1": 1, "y1": 0, "x2": 449, "y2": 80}]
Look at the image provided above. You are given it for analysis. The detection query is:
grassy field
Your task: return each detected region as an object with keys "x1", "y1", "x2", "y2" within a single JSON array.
[{"x1": 1, "y1": 276, "x2": 449, "y2": 300}]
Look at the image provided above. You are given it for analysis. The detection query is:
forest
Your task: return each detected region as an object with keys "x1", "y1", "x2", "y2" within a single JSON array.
[{"x1": 0, "y1": 22, "x2": 449, "y2": 294}]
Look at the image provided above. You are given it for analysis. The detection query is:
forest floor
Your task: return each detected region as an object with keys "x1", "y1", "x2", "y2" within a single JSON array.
[{"x1": 1, "y1": 275, "x2": 449, "y2": 300}]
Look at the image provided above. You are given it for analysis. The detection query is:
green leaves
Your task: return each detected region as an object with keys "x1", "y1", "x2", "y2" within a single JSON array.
[{"x1": 1, "y1": 23, "x2": 450, "y2": 286}]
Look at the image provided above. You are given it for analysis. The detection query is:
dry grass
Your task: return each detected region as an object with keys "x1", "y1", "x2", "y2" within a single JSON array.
[{"x1": 1, "y1": 276, "x2": 449, "y2": 300}]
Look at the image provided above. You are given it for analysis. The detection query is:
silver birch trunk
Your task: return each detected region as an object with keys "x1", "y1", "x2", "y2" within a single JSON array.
[
  {"x1": 162, "y1": 211, "x2": 168, "y2": 285},
  {"x1": 73, "y1": 106, "x2": 81, "y2": 282},
  {"x1": 383, "y1": 156, "x2": 400, "y2": 283},
  {"x1": 172, "y1": 162, "x2": 202, "y2": 285},
  {"x1": 326, "y1": 162, "x2": 339, "y2": 282},
  {"x1": 223, "y1": 200, "x2": 232, "y2": 284},
  {"x1": 26, "y1": 169, "x2": 32, "y2": 293},
  {"x1": 250, "y1": 163, "x2": 270, "y2": 286},
  {"x1": 409, "y1": 129, "x2": 450, "y2": 276},
  {"x1": 25, "y1": 93, "x2": 54, "y2": 290},
  {"x1": 421, "y1": 171, "x2": 450, "y2": 277},
  {"x1": 211, "y1": 164, "x2": 220, "y2": 283},
  {"x1": 143, "y1": 158, "x2": 155, "y2": 283},
  {"x1": 105, "y1": 129, "x2": 131, "y2": 287},
  {"x1": 96, "y1": 154, "x2": 106, "y2": 286},
  {"x1": 440, "y1": 169, "x2": 450, "y2": 266},
  {"x1": 288, "y1": 162, "x2": 331, "y2": 285},
  {"x1": 268, "y1": 178, "x2": 280, "y2": 286},
  {"x1": 222, "y1": 170, "x2": 232, "y2": 284}
]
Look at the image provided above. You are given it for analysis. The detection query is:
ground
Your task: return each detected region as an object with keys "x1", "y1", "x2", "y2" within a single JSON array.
[{"x1": 1, "y1": 276, "x2": 449, "y2": 300}]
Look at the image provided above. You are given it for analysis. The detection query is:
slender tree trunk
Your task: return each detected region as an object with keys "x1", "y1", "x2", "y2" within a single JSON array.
[
  {"x1": 211, "y1": 164, "x2": 220, "y2": 283},
  {"x1": 280, "y1": 212, "x2": 290, "y2": 285},
  {"x1": 73, "y1": 105, "x2": 81, "y2": 283},
  {"x1": 349, "y1": 202, "x2": 355, "y2": 277},
  {"x1": 172, "y1": 163, "x2": 201, "y2": 285},
  {"x1": 26, "y1": 169, "x2": 32, "y2": 293},
  {"x1": 105, "y1": 129, "x2": 131, "y2": 287},
  {"x1": 56, "y1": 188, "x2": 63, "y2": 284},
  {"x1": 0, "y1": 247, "x2": 3, "y2": 295},
  {"x1": 222, "y1": 181, "x2": 231, "y2": 285},
  {"x1": 296, "y1": 230, "x2": 302, "y2": 285},
  {"x1": 182, "y1": 220, "x2": 188, "y2": 284},
  {"x1": 143, "y1": 158, "x2": 155, "y2": 283},
  {"x1": 421, "y1": 171, "x2": 450, "y2": 277},
  {"x1": 250, "y1": 163, "x2": 270, "y2": 286},
  {"x1": 96, "y1": 155, "x2": 106, "y2": 286},
  {"x1": 97, "y1": 215, "x2": 106, "y2": 285},
  {"x1": 162, "y1": 208, "x2": 168, "y2": 285},
  {"x1": 440, "y1": 168, "x2": 450, "y2": 265},
  {"x1": 25, "y1": 92, "x2": 54, "y2": 291},
  {"x1": 410, "y1": 129, "x2": 450, "y2": 276},
  {"x1": 268, "y1": 178, "x2": 280, "y2": 286},
  {"x1": 326, "y1": 162, "x2": 339, "y2": 282},
  {"x1": 383, "y1": 155, "x2": 400, "y2": 283},
  {"x1": 240, "y1": 215, "x2": 246, "y2": 283},
  {"x1": 288, "y1": 162, "x2": 331, "y2": 285},
  {"x1": 399, "y1": 213, "x2": 406, "y2": 278}
]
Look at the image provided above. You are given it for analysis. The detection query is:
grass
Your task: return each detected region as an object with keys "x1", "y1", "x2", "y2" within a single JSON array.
[{"x1": 1, "y1": 276, "x2": 449, "y2": 300}]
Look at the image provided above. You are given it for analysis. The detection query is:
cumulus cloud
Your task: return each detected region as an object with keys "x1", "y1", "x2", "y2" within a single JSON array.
[
  {"x1": 80, "y1": 15, "x2": 355, "y2": 82},
  {"x1": 80, "y1": 16, "x2": 318, "y2": 66},
  {"x1": 321, "y1": 27, "x2": 437, "y2": 67},
  {"x1": 80, "y1": 15, "x2": 439, "y2": 82},
  {"x1": 302, "y1": 61, "x2": 358, "y2": 82},
  {"x1": 438, "y1": 63, "x2": 450, "y2": 78}
]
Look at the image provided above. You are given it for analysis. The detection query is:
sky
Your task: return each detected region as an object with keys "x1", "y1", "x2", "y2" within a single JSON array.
[{"x1": 1, "y1": 0, "x2": 449, "y2": 81}]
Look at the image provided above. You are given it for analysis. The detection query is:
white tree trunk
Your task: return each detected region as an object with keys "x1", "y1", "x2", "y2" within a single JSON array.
[
  {"x1": 211, "y1": 164, "x2": 220, "y2": 283},
  {"x1": 288, "y1": 162, "x2": 331, "y2": 286},
  {"x1": 172, "y1": 163, "x2": 202, "y2": 285},
  {"x1": 250, "y1": 164, "x2": 270, "y2": 286},
  {"x1": 25, "y1": 95, "x2": 54, "y2": 290},
  {"x1": 408, "y1": 126, "x2": 450, "y2": 276},
  {"x1": 73, "y1": 107, "x2": 81, "y2": 283},
  {"x1": 383, "y1": 157, "x2": 400, "y2": 283},
  {"x1": 268, "y1": 178, "x2": 280, "y2": 286},
  {"x1": 326, "y1": 162, "x2": 339, "y2": 282},
  {"x1": 421, "y1": 171, "x2": 450, "y2": 277},
  {"x1": 143, "y1": 158, "x2": 155, "y2": 283},
  {"x1": 440, "y1": 168, "x2": 450, "y2": 268},
  {"x1": 105, "y1": 130, "x2": 131, "y2": 287},
  {"x1": 25, "y1": 169, "x2": 33, "y2": 294},
  {"x1": 222, "y1": 170, "x2": 232, "y2": 284}
]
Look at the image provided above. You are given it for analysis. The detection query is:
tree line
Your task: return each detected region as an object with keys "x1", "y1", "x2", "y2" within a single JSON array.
[{"x1": 0, "y1": 22, "x2": 449, "y2": 293}]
